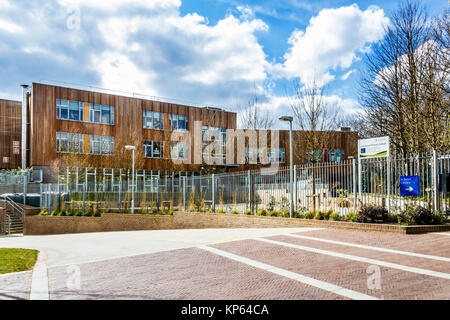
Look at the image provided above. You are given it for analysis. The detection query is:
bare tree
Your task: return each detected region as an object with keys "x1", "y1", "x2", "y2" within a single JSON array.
[
  {"x1": 238, "y1": 91, "x2": 275, "y2": 130},
  {"x1": 358, "y1": 1, "x2": 449, "y2": 155},
  {"x1": 289, "y1": 78, "x2": 341, "y2": 211}
]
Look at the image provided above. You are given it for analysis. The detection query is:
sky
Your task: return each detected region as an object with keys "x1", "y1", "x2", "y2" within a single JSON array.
[{"x1": 0, "y1": 0, "x2": 447, "y2": 129}]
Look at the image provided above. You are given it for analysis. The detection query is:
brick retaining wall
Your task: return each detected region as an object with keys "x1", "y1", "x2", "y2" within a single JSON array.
[{"x1": 23, "y1": 212, "x2": 450, "y2": 235}]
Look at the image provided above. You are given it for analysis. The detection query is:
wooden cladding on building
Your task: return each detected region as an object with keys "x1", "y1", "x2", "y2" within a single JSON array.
[
  {"x1": 30, "y1": 83, "x2": 237, "y2": 171},
  {"x1": 0, "y1": 99, "x2": 22, "y2": 169}
]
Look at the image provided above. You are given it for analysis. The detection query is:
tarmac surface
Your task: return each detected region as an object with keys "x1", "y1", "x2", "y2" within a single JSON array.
[{"x1": 0, "y1": 228, "x2": 449, "y2": 300}]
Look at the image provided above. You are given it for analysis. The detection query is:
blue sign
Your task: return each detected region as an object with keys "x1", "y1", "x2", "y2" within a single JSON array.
[{"x1": 400, "y1": 176, "x2": 420, "y2": 197}]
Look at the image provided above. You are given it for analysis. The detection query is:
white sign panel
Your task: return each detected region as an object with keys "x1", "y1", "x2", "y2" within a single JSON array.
[{"x1": 358, "y1": 136, "x2": 390, "y2": 159}]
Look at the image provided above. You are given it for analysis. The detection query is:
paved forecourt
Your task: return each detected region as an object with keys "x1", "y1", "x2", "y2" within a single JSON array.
[{"x1": 0, "y1": 228, "x2": 449, "y2": 300}]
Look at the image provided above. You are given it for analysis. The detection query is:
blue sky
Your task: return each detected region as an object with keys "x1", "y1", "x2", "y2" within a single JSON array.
[{"x1": 0, "y1": 0, "x2": 447, "y2": 129}]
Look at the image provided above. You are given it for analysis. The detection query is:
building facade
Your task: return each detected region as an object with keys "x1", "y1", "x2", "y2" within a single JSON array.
[{"x1": 0, "y1": 83, "x2": 358, "y2": 182}]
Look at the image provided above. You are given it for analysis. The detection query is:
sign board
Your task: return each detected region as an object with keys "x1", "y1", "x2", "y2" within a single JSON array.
[
  {"x1": 2, "y1": 157, "x2": 9, "y2": 163},
  {"x1": 13, "y1": 141, "x2": 20, "y2": 155},
  {"x1": 400, "y1": 175, "x2": 420, "y2": 197},
  {"x1": 358, "y1": 136, "x2": 390, "y2": 159}
]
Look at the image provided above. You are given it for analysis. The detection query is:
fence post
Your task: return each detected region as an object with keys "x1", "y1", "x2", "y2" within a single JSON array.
[
  {"x1": 118, "y1": 183, "x2": 122, "y2": 211},
  {"x1": 156, "y1": 180, "x2": 160, "y2": 211},
  {"x1": 433, "y1": 150, "x2": 439, "y2": 212},
  {"x1": 387, "y1": 154, "x2": 391, "y2": 213},
  {"x1": 82, "y1": 184, "x2": 86, "y2": 213},
  {"x1": 247, "y1": 170, "x2": 252, "y2": 213},
  {"x1": 23, "y1": 174, "x2": 27, "y2": 206},
  {"x1": 39, "y1": 183, "x2": 42, "y2": 211},
  {"x1": 183, "y1": 176, "x2": 187, "y2": 212},
  {"x1": 352, "y1": 158, "x2": 357, "y2": 212},
  {"x1": 212, "y1": 174, "x2": 215, "y2": 212},
  {"x1": 293, "y1": 165, "x2": 297, "y2": 211}
]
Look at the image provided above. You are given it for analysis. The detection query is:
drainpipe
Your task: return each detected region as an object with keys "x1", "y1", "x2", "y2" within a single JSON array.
[
  {"x1": 21, "y1": 84, "x2": 30, "y2": 206},
  {"x1": 20, "y1": 84, "x2": 30, "y2": 170}
]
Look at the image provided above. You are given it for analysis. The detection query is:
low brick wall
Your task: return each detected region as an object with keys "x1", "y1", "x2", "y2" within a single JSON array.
[
  {"x1": 23, "y1": 212, "x2": 450, "y2": 235},
  {"x1": 24, "y1": 214, "x2": 177, "y2": 235}
]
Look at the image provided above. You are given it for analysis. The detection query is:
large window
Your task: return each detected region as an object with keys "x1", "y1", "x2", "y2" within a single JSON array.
[
  {"x1": 328, "y1": 149, "x2": 345, "y2": 163},
  {"x1": 170, "y1": 142, "x2": 189, "y2": 160},
  {"x1": 143, "y1": 140, "x2": 165, "y2": 158},
  {"x1": 169, "y1": 114, "x2": 189, "y2": 131},
  {"x1": 57, "y1": 99, "x2": 114, "y2": 125},
  {"x1": 90, "y1": 104, "x2": 114, "y2": 125},
  {"x1": 89, "y1": 135, "x2": 114, "y2": 155},
  {"x1": 143, "y1": 111, "x2": 165, "y2": 130},
  {"x1": 268, "y1": 148, "x2": 285, "y2": 164},
  {"x1": 56, "y1": 132, "x2": 84, "y2": 153}
]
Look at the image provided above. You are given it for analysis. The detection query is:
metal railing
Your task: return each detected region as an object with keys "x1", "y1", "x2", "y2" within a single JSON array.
[
  {"x1": 1, "y1": 196, "x2": 24, "y2": 222},
  {"x1": 39, "y1": 151, "x2": 449, "y2": 216}
]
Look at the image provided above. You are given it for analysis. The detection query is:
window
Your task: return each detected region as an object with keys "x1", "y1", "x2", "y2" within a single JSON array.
[
  {"x1": 143, "y1": 140, "x2": 165, "y2": 158},
  {"x1": 56, "y1": 132, "x2": 69, "y2": 152},
  {"x1": 69, "y1": 134, "x2": 84, "y2": 153},
  {"x1": 328, "y1": 149, "x2": 345, "y2": 163},
  {"x1": 89, "y1": 135, "x2": 101, "y2": 154},
  {"x1": 153, "y1": 112, "x2": 162, "y2": 130},
  {"x1": 69, "y1": 101, "x2": 83, "y2": 121},
  {"x1": 307, "y1": 149, "x2": 324, "y2": 163},
  {"x1": 57, "y1": 99, "x2": 114, "y2": 124},
  {"x1": 89, "y1": 135, "x2": 114, "y2": 155},
  {"x1": 57, "y1": 132, "x2": 84, "y2": 153},
  {"x1": 89, "y1": 104, "x2": 114, "y2": 124},
  {"x1": 268, "y1": 148, "x2": 285, "y2": 164},
  {"x1": 57, "y1": 99, "x2": 69, "y2": 120},
  {"x1": 143, "y1": 111, "x2": 165, "y2": 130},
  {"x1": 170, "y1": 142, "x2": 188, "y2": 160}
]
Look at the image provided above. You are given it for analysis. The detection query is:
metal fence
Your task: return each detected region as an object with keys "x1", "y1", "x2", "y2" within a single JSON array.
[{"x1": 39, "y1": 151, "x2": 450, "y2": 216}]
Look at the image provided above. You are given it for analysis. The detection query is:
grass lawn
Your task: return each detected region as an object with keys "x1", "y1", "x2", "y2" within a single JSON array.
[{"x1": 0, "y1": 248, "x2": 39, "y2": 274}]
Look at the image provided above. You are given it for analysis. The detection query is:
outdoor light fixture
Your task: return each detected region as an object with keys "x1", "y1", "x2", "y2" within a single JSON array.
[
  {"x1": 125, "y1": 145, "x2": 136, "y2": 214},
  {"x1": 279, "y1": 116, "x2": 294, "y2": 218}
]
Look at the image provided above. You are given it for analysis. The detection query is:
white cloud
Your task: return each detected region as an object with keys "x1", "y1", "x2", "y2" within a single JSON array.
[
  {"x1": 0, "y1": 19, "x2": 23, "y2": 33},
  {"x1": 273, "y1": 4, "x2": 389, "y2": 86},
  {"x1": 340, "y1": 70, "x2": 354, "y2": 80}
]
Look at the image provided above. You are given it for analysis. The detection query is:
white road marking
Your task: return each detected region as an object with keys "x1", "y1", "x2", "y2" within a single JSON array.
[
  {"x1": 284, "y1": 234, "x2": 450, "y2": 262},
  {"x1": 255, "y1": 238, "x2": 450, "y2": 280},
  {"x1": 198, "y1": 245, "x2": 379, "y2": 300},
  {"x1": 29, "y1": 251, "x2": 49, "y2": 300},
  {"x1": 433, "y1": 233, "x2": 450, "y2": 237}
]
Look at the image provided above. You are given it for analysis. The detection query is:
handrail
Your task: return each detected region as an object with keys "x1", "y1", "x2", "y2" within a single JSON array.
[{"x1": 0, "y1": 196, "x2": 24, "y2": 222}]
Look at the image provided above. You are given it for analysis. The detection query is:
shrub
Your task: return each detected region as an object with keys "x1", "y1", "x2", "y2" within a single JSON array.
[
  {"x1": 244, "y1": 210, "x2": 252, "y2": 216},
  {"x1": 314, "y1": 211, "x2": 324, "y2": 220},
  {"x1": 50, "y1": 210, "x2": 58, "y2": 216},
  {"x1": 231, "y1": 210, "x2": 240, "y2": 215},
  {"x1": 293, "y1": 211, "x2": 305, "y2": 219},
  {"x1": 397, "y1": 206, "x2": 445, "y2": 226},
  {"x1": 82, "y1": 211, "x2": 92, "y2": 217},
  {"x1": 330, "y1": 213, "x2": 341, "y2": 221},
  {"x1": 216, "y1": 208, "x2": 225, "y2": 214},
  {"x1": 304, "y1": 211, "x2": 315, "y2": 219},
  {"x1": 323, "y1": 210, "x2": 332, "y2": 220},
  {"x1": 74, "y1": 211, "x2": 83, "y2": 217},
  {"x1": 357, "y1": 205, "x2": 389, "y2": 223},
  {"x1": 256, "y1": 208, "x2": 267, "y2": 216},
  {"x1": 277, "y1": 211, "x2": 288, "y2": 218},
  {"x1": 93, "y1": 211, "x2": 101, "y2": 217},
  {"x1": 344, "y1": 211, "x2": 358, "y2": 222},
  {"x1": 269, "y1": 210, "x2": 279, "y2": 217},
  {"x1": 38, "y1": 210, "x2": 48, "y2": 216},
  {"x1": 57, "y1": 211, "x2": 66, "y2": 217}
]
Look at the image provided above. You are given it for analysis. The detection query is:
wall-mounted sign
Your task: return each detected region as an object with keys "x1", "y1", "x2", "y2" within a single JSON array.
[
  {"x1": 13, "y1": 141, "x2": 20, "y2": 155},
  {"x1": 2, "y1": 157, "x2": 9, "y2": 163},
  {"x1": 400, "y1": 175, "x2": 420, "y2": 197},
  {"x1": 358, "y1": 136, "x2": 390, "y2": 159}
]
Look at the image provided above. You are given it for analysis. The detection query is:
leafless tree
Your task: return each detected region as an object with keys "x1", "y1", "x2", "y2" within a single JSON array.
[
  {"x1": 289, "y1": 78, "x2": 341, "y2": 211},
  {"x1": 358, "y1": 1, "x2": 449, "y2": 155},
  {"x1": 238, "y1": 90, "x2": 275, "y2": 130}
]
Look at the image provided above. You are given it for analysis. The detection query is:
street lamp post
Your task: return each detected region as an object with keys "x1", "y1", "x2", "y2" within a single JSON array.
[
  {"x1": 279, "y1": 116, "x2": 294, "y2": 218},
  {"x1": 125, "y1": 145, "x2": 136, "y2": 214}
]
